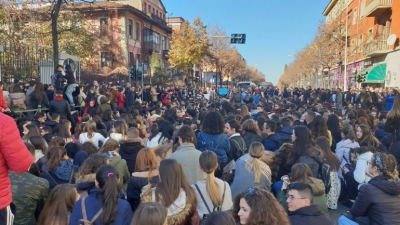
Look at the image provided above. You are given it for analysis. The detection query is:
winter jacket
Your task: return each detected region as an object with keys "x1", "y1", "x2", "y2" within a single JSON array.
[
  {"x1": 117, "y1": 93, "x2": 125, "y2": 108},
  {"x1": 28, "y1": 92, "x2": 49, "y2": 109},
  {"x1": 385, "y1": 94, "x2": 396, "y2": 111},
  {"x1": 0, "y1": 114, "x2": 33, "y2": 209},
  {"x1": 296, "y1": 148, "x2": 324, "y2": 178},
  {"x1": 9, "y1": 92, "x2": 26, "y2": 108},
  {"x1": 79, "y1": 132, "x2": 106, "y2": 149},
  {"x1": 274, "y1": 143, "x2": 293, "y2": 179},
  {"x1": 242, "y1": 131, "x2": 263, "y2": 150},
  {"x1": 196, "y1": 132, "x2": 230, "y2": 163},
  {"x1": 126, "y1": 170, "x2": 159, "y2": 212},
  {"x1": 230, "y1": 154, "x2": 271, "y2": 199},
  {"x1": 125, "y1": 90, "x2": 137, "y2": 107},
  {"x1": 349, "y1": 176, "x2": 400, "y2": 225},
  {"x1": 146, "y1": 132, "x2": 167, "y2": 148},
  {"x1": 96, "y1": 103, "x2": 111, "y2": 118},
  {"x1": 104, "y1": 133, "x2": 124, "y2": 143},
  {"x1": 150, "y1": 87, "x2": 158, "y2": 102},
  {"x1": 169, "y1": 143, "x2": 202, "y2": 185},
  {"x1": 354, "y1": 151, "x2": 373, "y2": 184},
  {"x1": 335, "y1": 139, "x2": 360, "y2": 166},
  {"x1": 228, "y1": 133, "x2": 247, "y2": 161},
  {"x1": 262, "y1": 134, "x2": 280, "y2": 152},
  {"x1": 141, "y1": 186, "x2": 199, "y2": 225},
  {"x1": 0, "y1": 91, "x2": 9, "y2": 111},
  {"x1": 289, "y1": 205, "x2": 332, "y2": 225},
  {"x1": 384, "y1": 117, "x2": 400, "y2": 136},
  {"x1": 49, "y1": 96, "x2": 71, "y2": 119},
  {"x1": 69, "y1": 188, "x2": 133, "y2": 225},
  {"x1": 107, "y1": 155, "x2": 130, "y2": 194},
  {"x1": 119, "y1": 139, "x2": 145, "y2": 175}
]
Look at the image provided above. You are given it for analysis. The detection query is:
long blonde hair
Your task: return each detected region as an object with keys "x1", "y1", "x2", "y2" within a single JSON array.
[
  {"x1": 387, "y1": 94, "x2": 400, "y2": 119},
  {"x1": 199, "y1": 151, "x2": 222, "y2": 206},
  {"x1": 246, "y1": 142, "x2": 265, "y2": 183}
]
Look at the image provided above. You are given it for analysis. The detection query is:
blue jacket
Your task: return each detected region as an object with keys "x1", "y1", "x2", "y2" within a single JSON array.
[
  {"x1": 196, "y1": 132, "x2": 230, "y2": 162},
  {"x1": 385, "y1": 94, "x2": 396, "y2": 111},
  {"x1": 69, "y1": 188, "x2": 133, "y2": 225},
  {"x1": 263, "y1": 134, "x2": 280, "y2": 151},
  {"x1": 279, "y1": 126, "x2": 293, "y2": 139}
]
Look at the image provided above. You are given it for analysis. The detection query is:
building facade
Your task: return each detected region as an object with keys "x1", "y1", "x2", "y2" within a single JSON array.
[
  {"x1": 323, "y1": 0, "x2": 400, "y2": 88},
  {"x1": 72, "y1": 0, "x2": 172, "y2": 73}
]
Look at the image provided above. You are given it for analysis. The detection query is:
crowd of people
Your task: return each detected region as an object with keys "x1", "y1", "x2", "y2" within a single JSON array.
[{"x1": 1, "y1": 75, "x2": 400, "y2": 225}]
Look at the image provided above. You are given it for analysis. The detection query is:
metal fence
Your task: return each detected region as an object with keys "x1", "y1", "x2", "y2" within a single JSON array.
[{"x1": 0, "y1": 43, "x2": 52, "y2": 84}]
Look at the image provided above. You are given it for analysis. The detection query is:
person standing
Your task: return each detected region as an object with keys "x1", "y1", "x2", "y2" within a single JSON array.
[
  {"x1": 0, "y1": 113, "x2": 33, "y2": 225},
  {"x1": 0, "y1": 82, "x2": 11, "y2": 114},
  {"x1": 64, "y1": 64, "x2": 77, "y2": 107}
]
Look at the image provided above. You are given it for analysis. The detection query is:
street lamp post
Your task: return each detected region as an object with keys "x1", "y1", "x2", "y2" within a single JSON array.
[{"x1": 343, "y1": 2, "x2": 349, "y2": 91}]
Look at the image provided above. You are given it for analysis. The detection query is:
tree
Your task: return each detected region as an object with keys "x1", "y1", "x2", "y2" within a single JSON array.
[{"x1": 168, "y1": 17, "x2": 210, "y2": 73}]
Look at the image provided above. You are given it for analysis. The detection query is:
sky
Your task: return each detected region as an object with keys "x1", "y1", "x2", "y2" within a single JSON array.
[{"x1": 162, "y1": 0, "x2": 330, "y2": 85}]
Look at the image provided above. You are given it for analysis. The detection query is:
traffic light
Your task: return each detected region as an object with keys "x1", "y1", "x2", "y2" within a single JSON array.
[
  {"x1": 130, "y1": 66, "x2": 136, "y2": 80},
  {"x1": 356, "y1": 74, "x2": 366, "y2": 83}
]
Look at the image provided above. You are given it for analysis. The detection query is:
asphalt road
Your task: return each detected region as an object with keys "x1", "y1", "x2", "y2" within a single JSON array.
[{"x1": 328, "y1": 203, "x2": 350, "y2": 225}]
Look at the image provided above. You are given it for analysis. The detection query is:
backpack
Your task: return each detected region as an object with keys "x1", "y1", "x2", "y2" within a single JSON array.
[
  {"x1": 234, "y1": 93, "x2": 241, "y2": 102},
  {"x1": 79, "y1": 197, "x2": 103, "y2": 225},
  {"x1": 318, "y1": 163, "x2": 331, "y2": 194},
  {"x1": 194, "y1": 182, "x2": 226, "y2": 220},
  {"x1": 244, "y1": 93, "x2": 251, "y2": 102}
]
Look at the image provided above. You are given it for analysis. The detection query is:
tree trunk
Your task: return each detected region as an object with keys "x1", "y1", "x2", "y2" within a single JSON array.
[{"x1": 51, "y1": 0, "x2": 63, "y2": 70}]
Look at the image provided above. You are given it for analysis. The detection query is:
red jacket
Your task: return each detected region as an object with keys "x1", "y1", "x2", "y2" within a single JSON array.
[
  {"x1": 117, "y1": 93, "x2": 125, "y2": 108},
  {"x1": 0, "y1": 91, "x2": 8, "y2": 111},
  {"x1": 0, "y1": 113, "x2": 33, "y2": 209}
]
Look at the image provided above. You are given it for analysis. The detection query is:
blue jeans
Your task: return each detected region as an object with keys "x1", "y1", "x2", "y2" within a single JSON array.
[
  {"x1": 66, "y1": 83, "x2": 77, "y2": 104},
  {"x1": 338, "y1": 215, "x2": 359, "y2": 225}
]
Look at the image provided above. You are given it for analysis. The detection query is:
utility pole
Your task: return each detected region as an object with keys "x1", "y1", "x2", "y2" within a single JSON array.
[{"x1": 343, "y1": 2, "x2": 349, "y2": 91}]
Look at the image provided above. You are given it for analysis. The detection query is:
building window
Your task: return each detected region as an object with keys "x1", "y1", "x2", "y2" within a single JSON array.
[
  {"x1": 358, "y1": 35, "x2": 363, "y2": 54},
  {"x1": 353, "y1": 8, "x2": 357, "y2": 25},
  {"x1": 129, "y1": 52, "x2": 135, "y2": 66},
  {"x1": 153, "y1": 32, "x2": 160, "y2": 44},
  {"x1": 128, "y1": 19, "x2": 133, "y2": 39},
  {"x1": 135, "y1": 22, "x2": 140, "y2": 41},
  {"x1": 162, "y1": 36, "x2": 166, "y2": 50},
  {"x1": 152, "y1": 8, "x2": 155, "y2": 14},
  {"x1": 350, "y1": 39, "x2": 355, "y2": 55},
  {"x1": 148, "y1": 5, "x2": 151, "y2": 13},
  {"x1": 99, "y1": 18, "x2": 108, "y2": 36},
  {"x1": 144, "y1": 29, "x2": 152, "y2": 42},
  {"x1": 100, "y1": 52, "x2": 112, "y2": 68},
  {"x1": 136, "y1": 54, "x2": 141, "y2": 63},
  {"x1": 143, "y1": 2, "x2": 147, "y2": 13}
]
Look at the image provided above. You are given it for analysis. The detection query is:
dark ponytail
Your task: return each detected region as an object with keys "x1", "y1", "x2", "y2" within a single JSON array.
[{"x1": 96, "y1": 165, "x2": 120, "y2": 225}]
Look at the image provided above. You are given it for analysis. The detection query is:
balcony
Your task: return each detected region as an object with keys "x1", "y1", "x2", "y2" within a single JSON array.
[
  {"x1": 363, "y1": 40, "x2": 391, "y2": 57},
  {"x1": 364, "y1": 0, "x2": 392, "y2": 17},
  {"x1": 144, "y1": 42, "x2": 160, "y2": 53}
]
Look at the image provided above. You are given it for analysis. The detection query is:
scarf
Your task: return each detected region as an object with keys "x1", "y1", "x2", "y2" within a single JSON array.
[
  {"x1": 245, "y1": 156, "x2": 272, "y2": 184},
  {"x1": 52, "y1": 160, "x2": 74, "y2": 181}
]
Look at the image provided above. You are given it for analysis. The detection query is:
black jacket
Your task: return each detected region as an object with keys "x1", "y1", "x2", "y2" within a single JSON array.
[
  {"x1": 289, "y1": 205, "x2": 332, "y2": 225},
  {"x1": 119, "y1": 140, "x2": 145, "y2": 175},
  {"x1": 384, "y1": 117, "x2": 400, "y2": 137},
  {"x1": 349, "y1": 176, "x2": 400, "y2": 225},
  {"x1": 228, "y1": 134, "x2": 247, "y2": 161},
  {"x1": 49, "y1": 98, "x2": 71, "y2": 119},
  {"x1": 127, "y1": 172, "x2": 159, "y2": 212},
  {"x1": 125, "y1": 90, "x2": 137, "y2": 107},
  {"x1": 242, "y1": 131, "x2": 262, "y2": 150},
  {"x1": 28, "y1": 92, "x2": 49, "y2": 109}
]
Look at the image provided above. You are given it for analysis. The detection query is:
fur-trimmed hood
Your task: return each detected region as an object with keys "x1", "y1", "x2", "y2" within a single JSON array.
[
  {"x1": 141, "y1": 184, "x2": 194, "y2": 225},
  {"x1": 76, "y1": 173, "x2": 96, "y2": 183}
]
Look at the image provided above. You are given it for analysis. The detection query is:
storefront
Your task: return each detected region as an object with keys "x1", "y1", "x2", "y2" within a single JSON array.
[{"x1": 385, "y1": 49, "x2": 400, "y2": 87}]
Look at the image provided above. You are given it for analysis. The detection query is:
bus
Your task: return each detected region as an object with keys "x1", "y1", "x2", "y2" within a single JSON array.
[
  {"x1": 236, "y1": 81, "x2": 256, "y2": 89},
  {"x1": 259, "y1": 82, "x2": 273, "y2": 89}
]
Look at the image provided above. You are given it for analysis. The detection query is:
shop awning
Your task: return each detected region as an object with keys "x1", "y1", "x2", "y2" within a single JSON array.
[{"x1": 360, "y1": 63, "x2": 387, "y2": 83}]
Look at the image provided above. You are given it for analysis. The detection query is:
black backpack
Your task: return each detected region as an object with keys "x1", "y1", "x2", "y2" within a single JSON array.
[{"x1": 318, "y1": 163, "x2": 331, "y2": 194}]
